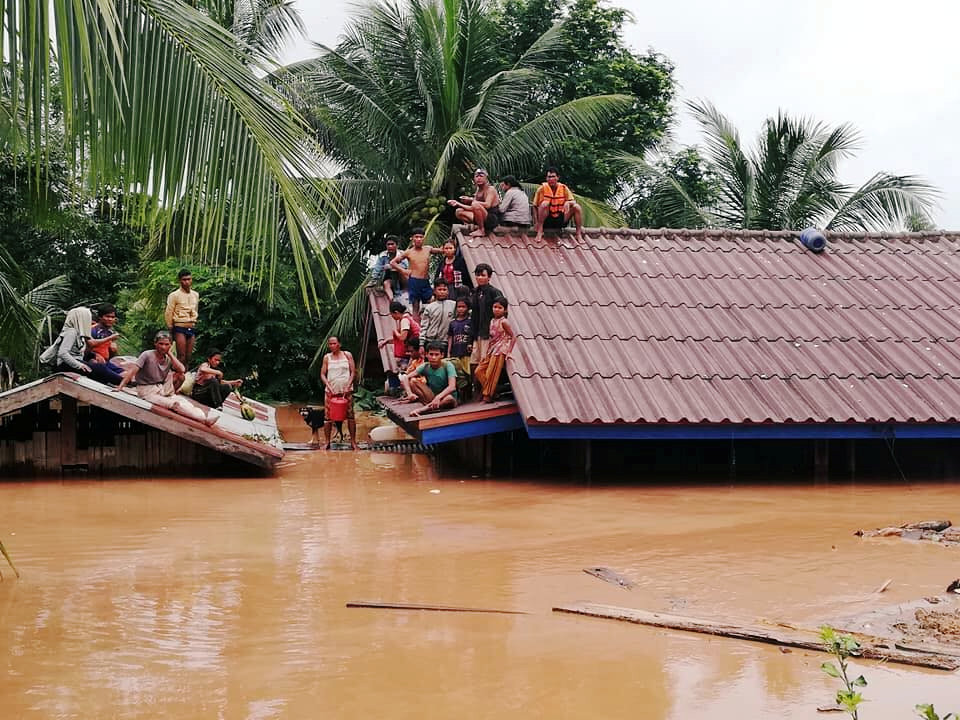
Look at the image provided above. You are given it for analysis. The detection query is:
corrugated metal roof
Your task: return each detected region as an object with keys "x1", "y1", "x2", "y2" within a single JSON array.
[{"x1": 457, "y1": 228, "x2": 960, "y2": 426}]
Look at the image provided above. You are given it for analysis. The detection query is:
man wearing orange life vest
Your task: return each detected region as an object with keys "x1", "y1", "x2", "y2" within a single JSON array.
[{"x1": 533, "y1": 167, "x2": 584, "y2": 242}]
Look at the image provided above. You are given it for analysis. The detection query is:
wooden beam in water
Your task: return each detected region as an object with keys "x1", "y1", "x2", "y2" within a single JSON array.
[
  {"x1": 347, "y1": 600, "x2": 528, "y2": 615},
  {"x1": 552, "y1": 603, "x2": 960, "y2": 671}
]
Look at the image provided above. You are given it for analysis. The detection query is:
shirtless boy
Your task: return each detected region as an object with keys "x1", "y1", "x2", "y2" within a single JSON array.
[
  {"x1": 390, "y1": 228, "x2": 433, "y2": 317},
  {"x1": 447, "y1": 168, "x2": 500, "y2": 238}
]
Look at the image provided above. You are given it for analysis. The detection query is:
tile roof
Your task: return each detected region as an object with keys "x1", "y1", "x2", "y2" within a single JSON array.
[{"x1": 457, "y1": 227, "x2": 960, "y2": 426}]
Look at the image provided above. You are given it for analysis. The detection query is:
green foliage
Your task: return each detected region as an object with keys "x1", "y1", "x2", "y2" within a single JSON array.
[
  {"x1": 492, "y1": 0, "x2": 676, "y2": 200},
  {"x1": 917, "y1": 704, "x2": 956, "y2": 720},
  {"x1": 1, "y1": 152, "x2": 146, "y2": 310},
  {"x1": 621, "y1": 147, "x2": 718, "y2": 228},
  {"x1": 819, "y1": 626, "x2": 865, "y2": 719},
  {"x1": 623, "y1": 101, "x2": 939, "y2": 231},
  {"x1": 120, "y1": 259, "x2": 333, "y2": 401},
  {"x1": 2, "y1": 0, "x2": 335, "y2": 305}
]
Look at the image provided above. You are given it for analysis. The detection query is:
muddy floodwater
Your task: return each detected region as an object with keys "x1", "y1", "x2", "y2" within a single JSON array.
[{"x1": 2, "y1": 411, "x2": 959, "y2": 718}]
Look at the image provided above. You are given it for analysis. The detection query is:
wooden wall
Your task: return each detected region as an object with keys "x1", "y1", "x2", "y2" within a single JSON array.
[{"x1": 0, "y1": 398, "x2": 257, "y2": 477}]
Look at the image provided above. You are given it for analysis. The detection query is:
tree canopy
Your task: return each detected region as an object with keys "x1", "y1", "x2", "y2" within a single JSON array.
[
  {"x1": 622, "y1": 101, "x2": 939, "y2": 231},
  {"x1": 492, "y1": 0, "x2": 675, "y2": 201},
  {"x1": 1, "y1": 0, "x2": 332, "y2": 303}
]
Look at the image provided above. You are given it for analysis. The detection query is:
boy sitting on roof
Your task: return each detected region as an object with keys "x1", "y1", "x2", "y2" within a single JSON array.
[
  {"x1": 400, "y1": 341, "x2": 458, "y2": 417},
  {"x1": 369, "y1": 235, "x2": 407, "y2": 303},
  {"x1": 533, "y1": 167, "x2": 584, "y2": 242}
]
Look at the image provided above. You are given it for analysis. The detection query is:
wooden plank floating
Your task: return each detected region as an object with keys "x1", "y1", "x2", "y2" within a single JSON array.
[
  {"x1": 346, "y1": 600, "x2": 528, "y2": 615},
  {"x1": 552, "y1": 603, "x2": 960, "y2": 671}
]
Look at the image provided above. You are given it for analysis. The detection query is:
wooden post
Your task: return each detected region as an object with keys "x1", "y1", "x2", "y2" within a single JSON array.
[
  {"x1": 483, "y1": 435, "x2": 493, "y2": 478},
  {"x1": 814, "y1": 439, "x2": 829, "y2": 480},
  {"x1": 60, "y1": 395, "x2": 77, "y2": 468},
  {"x1": 728, "y1": 438, "x2": 736, "y2": 481}
]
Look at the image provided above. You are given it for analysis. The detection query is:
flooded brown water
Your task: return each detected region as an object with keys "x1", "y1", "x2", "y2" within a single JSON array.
[{"x1": 1, "y1": 409, "x2": 958, "y2": 718}]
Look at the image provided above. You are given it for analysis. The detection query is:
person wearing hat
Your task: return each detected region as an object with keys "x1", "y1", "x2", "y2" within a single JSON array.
[{"x1": 447, "y1": 168, "x2": 501, "y2": 237}]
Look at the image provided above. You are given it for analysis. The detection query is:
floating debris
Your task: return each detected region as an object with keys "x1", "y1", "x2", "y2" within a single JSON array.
[
  {"x1": 583, "y1": 567, "x2": 636, "y2": 590},
  {"x1": 855, "y1": 520, "x2": 960, "y2": 546}
]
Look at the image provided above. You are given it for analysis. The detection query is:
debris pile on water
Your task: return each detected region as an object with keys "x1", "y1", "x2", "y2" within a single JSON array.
[{"x1": 855, "y1": 520, "x2": 960, "y2": 546}]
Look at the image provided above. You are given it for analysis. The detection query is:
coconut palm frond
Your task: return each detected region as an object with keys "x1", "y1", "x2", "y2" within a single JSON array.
[
  {"x1": 22, "y1": 275, "x2": 71, "y2": 312},
  {"x1": 489, "y1": 94, "x2": 633, "y2": 176},
  {"x1": 687, "y1": 99, "x2": 754, "y2": 227},
  {"x1": 825, "y1": 173, "x2": 940, "y2": 232},
  {"x1": 4, "y1": 0, "x2": 336, "y2": 303}
]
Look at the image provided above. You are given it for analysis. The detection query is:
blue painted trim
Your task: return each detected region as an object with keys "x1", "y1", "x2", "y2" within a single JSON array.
[
  {"x1": 525, "y1": 422, "x2": 960, "y2": 441},
  {"x1": 420, "y1": 413, "x2": 525, "y2": 444}
]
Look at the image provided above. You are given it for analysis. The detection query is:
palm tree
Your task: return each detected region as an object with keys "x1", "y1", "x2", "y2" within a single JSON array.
[
  {"x1": 622, "y1": 100, "x2": 938, "y2": 231},
  {"x1": 0, "y1": 247, "x2": 70, "y2": 379},
  {"x1": 285, "y1": 0, "x2": 632, "y2": 333},
  {"x1": 1, "y1": 0, "x2": 333, "y2": 304}
]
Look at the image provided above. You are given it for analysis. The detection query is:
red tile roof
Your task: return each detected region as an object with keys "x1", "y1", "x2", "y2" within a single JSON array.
[{"x1": 457, "y1": 228, "x2": 960, "y2": 426}]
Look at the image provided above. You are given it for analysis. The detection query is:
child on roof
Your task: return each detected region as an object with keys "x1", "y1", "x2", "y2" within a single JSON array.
[{"x1": 474, "y1": 296, "x2": 516, "y2": 403}]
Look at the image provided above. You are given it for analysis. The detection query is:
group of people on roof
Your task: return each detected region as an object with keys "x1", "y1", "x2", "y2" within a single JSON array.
[
  {"x1": 42, "y1": 269, "x2": 244, "y2": 427},
  {"x1": 444, "y1": 167, "x2": 585, "y2": 242},
  {"x1": 371, "y1": 228, "x2": 516, "y2": 417}
]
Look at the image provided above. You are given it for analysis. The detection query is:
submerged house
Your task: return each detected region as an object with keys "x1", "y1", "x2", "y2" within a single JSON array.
[
  {"x1": 372, "y1": 227, "x2": 960, "y2": 476},
  {"x1": 0, "y1": 374, "x2": 283, "y2": 476}
]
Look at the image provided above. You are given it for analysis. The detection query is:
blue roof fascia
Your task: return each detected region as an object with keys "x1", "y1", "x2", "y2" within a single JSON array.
[
  {"x1": 420, "y1": 413, "x2": 526, "y2": 444},
  {"x1": 525, "y1": 423, "x2": 960, "y2": 441}
]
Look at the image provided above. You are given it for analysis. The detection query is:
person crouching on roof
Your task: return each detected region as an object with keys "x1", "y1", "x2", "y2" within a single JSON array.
[
  {"x1": 192, "y1": 349, "x2": 243, "y2": 409},
  {"x1": 447, "y1": 168, "x2": 501, "y2": 238},
  {"x1": 533, "y1": 166, "x2": 584, "y2": 242},
  {"x1": 115, "y1": 331, "x2": 218, "y2": 426},
  {"x1": 52, "y1": 307, "x2": 125, "y2": 385}
]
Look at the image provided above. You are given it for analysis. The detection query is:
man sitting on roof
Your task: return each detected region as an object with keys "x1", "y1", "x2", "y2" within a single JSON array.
[
  {"x1": 447, "y1": 168, "x2": 501, "y2": 238},
  {"x1": 114, "y1": 330, "x2": 218, "y2": 426},
  {"x1": 400, "y1": 341, "x2": 458, "y2": 417},
  {"x1": 533, "y1": 167, "x2": 584, "y2": 242}
]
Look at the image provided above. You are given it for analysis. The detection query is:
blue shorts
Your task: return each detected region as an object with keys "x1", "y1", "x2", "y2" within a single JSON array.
[
  {"x1": 407, "y1": 277, "x2": 433, "y2": 304},
  {"x1": 172, "y1": 325, "x2": 196, "y2": 338}
]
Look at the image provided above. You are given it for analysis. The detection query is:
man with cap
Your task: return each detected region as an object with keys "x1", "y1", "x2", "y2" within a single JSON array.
[{"x1": 447, "y1": 168, "x2": 501, "y2": 237}]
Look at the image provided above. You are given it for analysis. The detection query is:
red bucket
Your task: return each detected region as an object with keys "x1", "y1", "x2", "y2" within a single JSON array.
[{"x1": 327, "y1": 395, "x2": 350, "y2": 422}]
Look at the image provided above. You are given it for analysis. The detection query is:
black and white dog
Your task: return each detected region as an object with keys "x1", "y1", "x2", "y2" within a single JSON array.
[
  {"x1": 0, "y1": 357, "x2": 15, "y2": 392},
  {"x1": 299, "y1": 406, "x2": 343, "y2": 445}
]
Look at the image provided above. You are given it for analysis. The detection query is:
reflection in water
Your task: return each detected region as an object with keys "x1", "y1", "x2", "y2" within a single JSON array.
[{"x1": 1, "y1": 410, "x2": 957, "y2": 718}]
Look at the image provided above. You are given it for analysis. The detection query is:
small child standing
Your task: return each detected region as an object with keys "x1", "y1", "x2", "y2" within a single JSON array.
[
  {"x1": 474, "y1": 296, "x2": 515, "y2": 403},
  {"x1": 419, "y1": 280, "x2": 456, "y2": 357},
  {"x1": 447, "y1": 298, "x2": 474, "y2": 399}
]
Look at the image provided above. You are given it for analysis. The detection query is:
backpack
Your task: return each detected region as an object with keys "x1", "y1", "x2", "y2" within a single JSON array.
[{"x1": 39, "y1": 331, "x2": 67, "y2": 368}]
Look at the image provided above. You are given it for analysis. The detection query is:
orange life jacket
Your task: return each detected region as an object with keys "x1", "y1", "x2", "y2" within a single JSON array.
[{"x1": 540, "y1": 182, "x2": 570, "y2": 218}]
